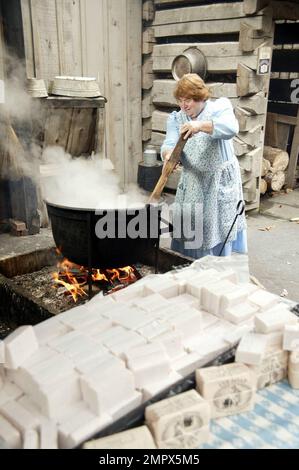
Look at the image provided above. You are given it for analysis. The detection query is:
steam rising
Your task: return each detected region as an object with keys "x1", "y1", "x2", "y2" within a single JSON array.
[{"x1": 41, "y1": 147, "x2": 148, "y2": 209}]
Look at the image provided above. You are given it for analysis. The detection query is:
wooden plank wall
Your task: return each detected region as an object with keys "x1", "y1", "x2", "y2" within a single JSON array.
[
  {"x1": 20, "y1": 0, "x2": 142, "y2": 187},
  {"x1": 142, "y1": 0, "x2": 275, "y2": 211}
]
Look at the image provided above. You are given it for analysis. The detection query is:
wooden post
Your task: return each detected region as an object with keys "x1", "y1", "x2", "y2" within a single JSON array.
[{"x1": 286, "y1": 107, "x2": 299, "y2": 189}]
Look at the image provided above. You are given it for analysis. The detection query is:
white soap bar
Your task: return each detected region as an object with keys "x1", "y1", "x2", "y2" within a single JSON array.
[
  {"x1": 60, "y1": 309, "x2": 108, "y2": 330},
  {"x1": 283, "y1": 324, "x2": 299, "y2": 351},
  {"x1": 201, "y1": 280, "x2": 236, "y2": 316},
  {"x1": 0, "y1": 340, "x2": 4, "y2": 363},
  {"x1": 196, "y1": 363, "x2": 256, "y2": 418},
  {"x1": 40, "y1": 420, "x2": 58, "y2": 449},
  {"x1": 288, "y1": 369, "x2": 299, "y2": 389},
  {"x1": 108, "y1": 306, "x2": 151, "y2": 330},
  {"x1": 196, "y1": 363, "x2": 255, "y2": 398},
  {"x1": 132, "y1": 294, "x2": 170, "y2": 313},
  {"x1": 224, "y1": 302, "x2": 257, "y2": 324},
  {"x1": 169, "y1": 293, "x2": 199, "y2": 308},
  {"x1": 220, "y1": 286, "x2": 249, "y2": 312},
  {"x1": 142, "y1": 372, "x2": 182, "y2": 401},
  {"x1": 157, "y1": 425, "x2": 210, "y2": 449},
  {"x1": 144, "y1": 277, "x2": 181, "y2": 298},
  {"x1": 17, "y1": 395, "x2": 45, "y2": 423},
  {"x1": 0, "y1": 414, "x2": 22, "y2": 449},
  {"x1": 137, "y1": 319, "x2": 171, "y2": 341},
  {"x1": 83, "y1": 425, "x2": 156, "y2": 449},
  {"x1": 108, "y1": 331, "x2": 146, "y2": 359},
  {"x1": 153, "y1": 331, "x2": 185, "y2": 360},
  {"x1": 248, "y1": 348, "x2": 288, "y2": 389},
  {"x1": 172, "y1": 268, "x2": 198, "y2": 282},
  {"x1": 110, "y1": 284, "x2": 147, "y2": 302},
  {"x1": 23, "y1": 352, "x2": 75, "y2": 388},
  {"x1": 168, "y1": 308, "x2": 202, "y2": 340},
  {"x1": 235, "y1": 332, "x2": 268, "y2": 365},
  {"x1": 265, "y1": 330, "x2": 283, "y2": 350},
  {"x1": 201, "y1": 311, "x2": 219, "y2": 329},
  {"x1": 0, "y1": 381, "x2": 23, "y2": 406},
  {"x1": 145, "y1": 389, "x2": 210, "y2": 444},
  {"x1": 23, "y1": 428, "x2": 39, "y2": 449},
  {"x1": 92, "y1": 325, "x2": 128, "y2": 347},
  {"x1": 4, "y1": 326, "x2": 39, "y2": 370},
  {"x1": 74, "y1": 318, "x2": 112, "y2": 338},
  {"x1": 223, "y1": 323, "x2": 254, "y2": 347},
  {"x1": 127, "y1": 354, "x2": 171, "y2": 390},
  {"x1": 34, "y1": 317, "x2": 71, "y2": 346},
  {"x1": 81, "y1": 367, "x2": 136, "y2": 415},
  {"x1": 289, "y1": 351, "x2": 299, "y2": 372},
  {"x1": 248, "y1": 289, "x2": 278, "y2": 311},
  {"x1": 0, "y1": 400, "x2": 40, "y2": 434},
  {"x1": 255, "y1": 305, "x2": 297, "y2": 334},
  {"x1": 36, "y1": 375, "x2": 82, "y2": 420},
  {"x1": 185, "y1": 270, "x2": 219, "y2": 300},
  {"x1": 75, "y1": 353, "x2": 125, "y2": 376},
  {"x1": 125, "y1": 342, "x2": 167, "y2": 363},
  {"x1": 58, "y1": 408, "x2": 112, "y2": 449}
]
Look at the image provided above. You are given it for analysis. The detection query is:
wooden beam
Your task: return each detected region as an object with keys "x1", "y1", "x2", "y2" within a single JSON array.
[
  {"x1": 153, "y1": 42, "x2": 258, "y2": 74},
  {"x1": 237, "y1": 91, "x2": 268, "y2": 114},
  {"x1": 239, "y1": 22, "x2": 272, "y2": 52},
  {"x1": 143, "y1": 0, "x2": 155, "y2": 21},
  {"x1": 142, "y1": 90, "x2": 153, "y2": 118},
  {"x1": 142, "y1": 55, "x2": 153, "y2": 90},
  {"x1": 152, "y1": 110, "x2": 169, "y2": 132},
  {"x1": 286, "y1": 107, "x2": 299, "y2": 188},
  {"x1": 142, "y1": 117, "x2": 152, "y2": 141},
  {"x1": 154, "y1": 13, "x2": 271, "y2": 38},
  {"x1": 238, "y1": 125, "x2": 262, "y2": 147},
  {"x1": 142, "y1": 28, "x2": 155, "y2": 55},
  {"x1": 243, "y1": 0, "x2": 270, "y2": 15},
  {"x1": 154, "y1": 2, "x2": 244, "y2": 24},
  {"x1": 237, "y1": 63, "x2": 266, "y2": 96},
  {"x1": 233, "y1": 137, "x2": 252, "y2": 156},
  {"x1": 235, "y1": 107, "x2": 264, "y2": 131}
]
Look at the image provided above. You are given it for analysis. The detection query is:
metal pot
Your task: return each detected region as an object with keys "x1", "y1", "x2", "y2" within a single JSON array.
[
  {"x1": 46, "y1": 201, "x2": 162, "y2": 268},
  {"x1": 172, "y1": 47, "x2": 207, "y2": 81}
]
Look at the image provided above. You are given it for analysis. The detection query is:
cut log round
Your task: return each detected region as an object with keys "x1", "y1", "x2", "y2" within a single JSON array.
[
  {"x1": 263, "y1": 146, "x2": 289, "y2": 172},
  {"x1": 261, "y1": 158, "x2": 271, "y2": 177},
  {"x1": 260, "y1": 178, "x2": 267, "y2": 195},
  {"x1": 264, "y1": 170, "x2": 286, "y2": 192}
]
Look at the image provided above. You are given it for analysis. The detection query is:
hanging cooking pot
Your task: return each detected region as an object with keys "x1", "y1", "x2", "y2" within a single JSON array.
[{"x1": 172, "y1": 47, "x2": 207, "y2": 81}]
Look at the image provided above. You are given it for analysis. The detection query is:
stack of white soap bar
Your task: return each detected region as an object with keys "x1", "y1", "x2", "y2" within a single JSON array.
[
  {"x1": 0, "y1": 414, "x2": 22, "y2": 449},
  {"x1": 224, "y1": 302, "x2": 258, "y2": 324},
  {"x1": 145, "y1": 389, "x2": 210, "y2": 449},
  {"x1": 80, "y1": 366, "x2": 141, "y2": 419},
  {"x1": 248, "y1": 347, "x2": 288, "y2": 389},
  {"x1": 196, "y1": 363, "x2": 256, "y2": 418},
  {"x1": 34, "y1": 317, "x2": 71, "y2": 346},
  {"x1": 288, "y1": 351, "x2": 299, "y2": 389},
  {"x1": 167, "y1": 308, "x2": 202, "y2": 342},
  {"x1": 58, "y1": 406, "x2": 113, "y2": 449},
  {"x1": 83, "y1": 425, "x2": 156, "y2": 449},
  {"x1": 255, "y1": 305, "x2": 298, "y2": 334},
  {"x1": 4, "y1": 326, "x2": 39, "y2": 369},
  {"x1": 185, "y1": 269, "x2": 221, "y2": 300},
  {"x1": 143, "y1": 277, "x2": 181, "y2": 298},
  {"x1": 125, "y1": 343, "x2": 171, "y2": 389},
  {"x1": 201, "y1": 280, "x2": 237, "y2": 316},
  {"x1": 142, "y1": 372, "x2": 183, "y2": 401},
  {"x1": 248, "y1": 289, "x2": 278, "y2": 311},
  {"x1": 283, "y1": 324, "x2": 299, "y2": 351},
  {"x1": 235, "y1": 332, "x2": 268, "y2": 365}
]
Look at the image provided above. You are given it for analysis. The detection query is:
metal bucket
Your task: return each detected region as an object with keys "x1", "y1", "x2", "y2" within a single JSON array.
[{"x1": 172, "y1": 48, "x2": 207, "y2": 81}]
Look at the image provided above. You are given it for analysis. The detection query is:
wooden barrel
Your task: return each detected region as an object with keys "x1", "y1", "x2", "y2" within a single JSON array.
[{"x1": 137, "y1": 161, "x2": 163, "y2": 192}]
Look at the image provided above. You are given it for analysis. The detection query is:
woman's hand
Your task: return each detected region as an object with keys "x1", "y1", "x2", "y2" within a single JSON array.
[{"x1": 180, "y1": 121, "x2": 202, "y2": 139}]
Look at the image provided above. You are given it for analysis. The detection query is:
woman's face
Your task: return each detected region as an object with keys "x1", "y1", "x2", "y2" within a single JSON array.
[{"x1": 177, "y1": 97, "x2": 205, "y2": 118}]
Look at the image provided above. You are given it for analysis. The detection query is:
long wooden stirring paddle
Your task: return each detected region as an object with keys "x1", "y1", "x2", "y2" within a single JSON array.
[{"x1": 148, "y1": 132, "x2": 189, "y2": 203}]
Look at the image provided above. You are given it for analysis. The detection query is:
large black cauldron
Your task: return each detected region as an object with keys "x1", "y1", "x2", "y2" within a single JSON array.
[{"x1": 46, "y1": 201, "x2": 162, "y2": 269}]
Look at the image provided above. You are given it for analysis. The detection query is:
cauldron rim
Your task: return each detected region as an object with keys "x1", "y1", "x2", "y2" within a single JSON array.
[{"x1": 45, "y1": 199, "x2": 164, "y2": 212}]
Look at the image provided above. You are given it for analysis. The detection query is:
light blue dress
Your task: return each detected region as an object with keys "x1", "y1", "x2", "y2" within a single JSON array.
[{"x1": 161, "y1": 97, "x2": 247, "y2": 259}]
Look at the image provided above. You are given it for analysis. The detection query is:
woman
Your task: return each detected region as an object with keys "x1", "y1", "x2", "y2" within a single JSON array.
[{"x1": 161, "y1": 73, "x2": 247, "y2": 259}]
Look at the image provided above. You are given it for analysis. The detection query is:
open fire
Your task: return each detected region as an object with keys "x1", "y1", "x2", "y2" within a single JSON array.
[{"x1": 52, "y1": 256, "x2": 140, "y2": 302}]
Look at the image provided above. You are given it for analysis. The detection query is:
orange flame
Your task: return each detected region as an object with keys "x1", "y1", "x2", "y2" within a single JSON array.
[{"x1": 52, "y1": 257, "x2": 137, "y2": 302}]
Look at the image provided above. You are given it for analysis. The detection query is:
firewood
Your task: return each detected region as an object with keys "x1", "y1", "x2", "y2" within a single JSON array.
[
  {"x1": 261, "y1": 158, "x2": 271, "y2": 177},
  {"x1": 260, "y1": 178, "x2": 267, "y2": 195},
  {"x1": 263, "y1": 146, "x2": 289, "y2": 172},
  {"x1": 264, "y1": 170, "x2": 285, "y2": 192}
]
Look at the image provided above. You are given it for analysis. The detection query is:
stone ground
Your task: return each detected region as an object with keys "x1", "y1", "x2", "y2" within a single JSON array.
[{"x1": 0, "y1": 189, "x2": 298, "y2": 304}]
